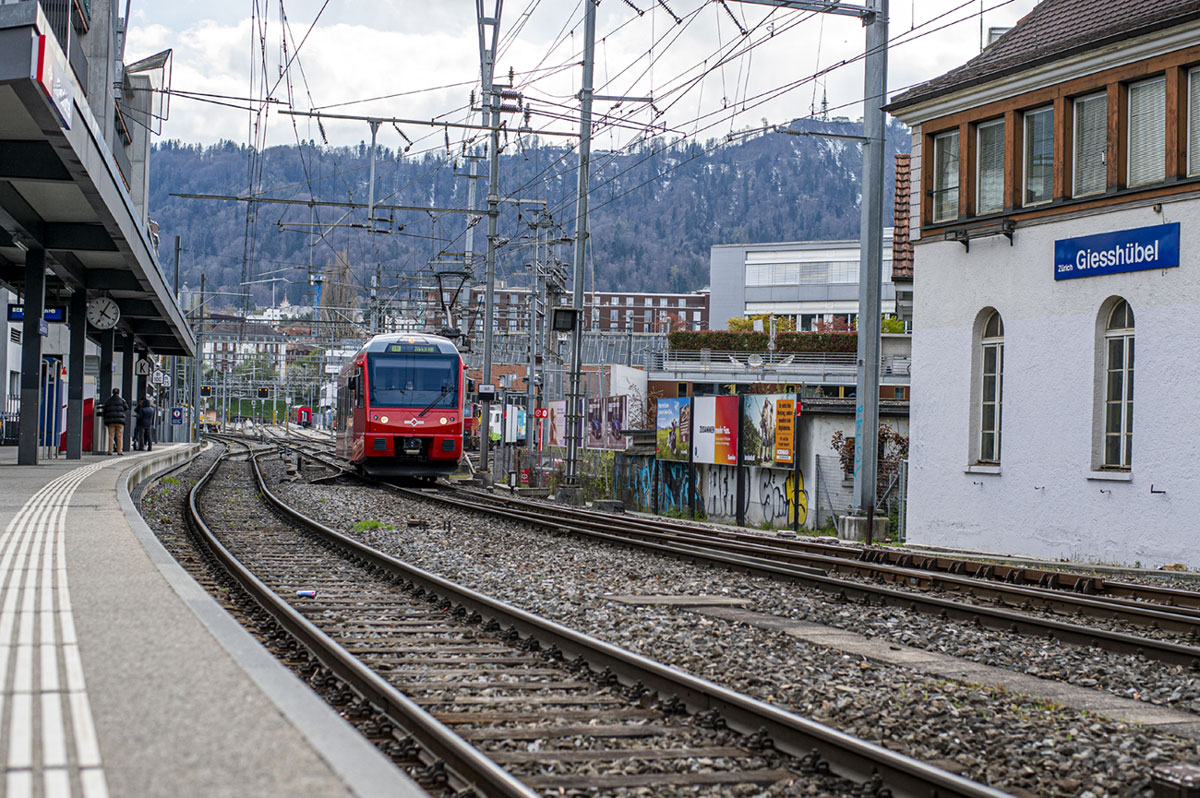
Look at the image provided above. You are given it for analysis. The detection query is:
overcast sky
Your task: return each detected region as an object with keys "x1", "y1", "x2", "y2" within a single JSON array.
[{"x1": 128, "y1": 0, "x2": 1040, "y2": 150}]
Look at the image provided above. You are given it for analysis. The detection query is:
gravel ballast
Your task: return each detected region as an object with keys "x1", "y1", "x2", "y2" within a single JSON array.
[{"x1": 269, "y1": 464, "x2": 1200, "y2": 797}]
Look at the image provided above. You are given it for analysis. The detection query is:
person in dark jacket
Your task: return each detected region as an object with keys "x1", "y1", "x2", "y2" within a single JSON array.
[
  {"x1": 101, "y1": 388, "x2": 129, "y2": 455},
  {"x1": 134, "y1": 398, "x2": 155, "y2": 451}
]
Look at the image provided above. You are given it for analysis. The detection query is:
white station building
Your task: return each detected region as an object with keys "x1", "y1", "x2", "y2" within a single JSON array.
[{"x1": 889, "y1": 0, "x2": 1200, "y2": 566}]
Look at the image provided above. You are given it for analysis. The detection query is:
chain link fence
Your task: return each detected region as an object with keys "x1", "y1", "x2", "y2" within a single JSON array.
[{"x1": 812, "y1": 454, "x2": 908, "y2": 541}]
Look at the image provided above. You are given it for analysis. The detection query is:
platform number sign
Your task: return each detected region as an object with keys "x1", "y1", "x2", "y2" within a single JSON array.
[
  {"x1": 170, "y1": 407, "x2": 184, "y2": 425},
  {"x1": 200, "y1": 386, "x2": 212, "y2": 397},
  {"x1": 134, "y1": 358, "x2": 153, "y2": 376},
  {"x1": 256, "y1": 387, "x2": 269, "y2": 398}
]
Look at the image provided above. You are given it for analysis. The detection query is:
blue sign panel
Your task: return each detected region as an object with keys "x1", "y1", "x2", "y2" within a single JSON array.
[
  {"x1": 8, "y1": 304, "x2": 66, "y2": 322},
  {"x1": 171, "y1": 407, "x2": 184, "y2": 425},
  {"x1": 1055, "y1": 222, "x2": 1180, "y2": 280}
]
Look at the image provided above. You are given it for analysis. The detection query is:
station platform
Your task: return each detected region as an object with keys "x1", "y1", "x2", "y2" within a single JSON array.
[{"x1": 0, "y1": 444, "x2": 423, "y2": 798}]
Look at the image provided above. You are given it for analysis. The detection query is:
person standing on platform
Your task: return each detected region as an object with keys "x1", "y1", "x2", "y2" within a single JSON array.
[
  {"x1": 135, "y1": 398, "x2": 156, "y2": 452},
  {"x1": 101, "y1": 388, "x2": 129, "y2": 455}
]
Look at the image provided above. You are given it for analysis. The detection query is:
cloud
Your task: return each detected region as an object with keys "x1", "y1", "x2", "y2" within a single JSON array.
[{"x1": 127, "y1": 0, "x2": 1038, "y2": 148}]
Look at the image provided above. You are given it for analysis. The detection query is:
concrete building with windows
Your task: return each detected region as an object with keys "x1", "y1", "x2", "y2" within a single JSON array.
[
  {"x1": 708, "y1": 233, "x2": 897, "y2": 331},
  {"x1": 889, "y1": 0, "x2": 1200, "y2": 566},
  {"x1": 453, "y1": 285, "x2": 710, "y2": 335}
]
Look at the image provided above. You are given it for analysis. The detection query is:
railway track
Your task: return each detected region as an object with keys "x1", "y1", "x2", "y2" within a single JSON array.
[
  {"x1": 263, "y1": 434, "x2": 1199, "y2": 608},
  {"x1": 255, "y1": 437, "x2": 1200, "y2": 669},
  {"x1": 452, "y1": 485, "x2": 1200, "y2": 609},
  {"x1": 447, "y1": 488, "x2": 1200, "y2": 637},
  {"x1": 191, "y1": 439, "x2": 1008, "y2": 797}
]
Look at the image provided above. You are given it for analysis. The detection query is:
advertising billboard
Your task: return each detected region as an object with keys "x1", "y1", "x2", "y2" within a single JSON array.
[
  {"x1": 656, "y1": 397, "x2": 690, "y2": 461},
  {"x1": 740, "y1": 394, "x2": 796, "y2": 468},
  {"x1": 693, "y1": 395, "x2": 738, "y2": 466},
  {"x1": 586, "y1": 398, "x2": 604, "y2": 449},
  {"x1": 603, "y1": 395, "x2": 627, "y2": 450},
  {"x1": 548, "y1": 400, "x2": 566, "y2": 447}
]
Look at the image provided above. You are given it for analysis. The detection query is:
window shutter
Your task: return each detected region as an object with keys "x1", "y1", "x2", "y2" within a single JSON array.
[
  {"x1": 1188, "y1": 69, "x2": 1200, "y2": 176},
  {"x1": 976, "y1": 120, "x2": 1005, "y2": 214},
  {"x1": 1128, "y1": 78, "x2": 1165, "y2": 187},
  {"x1": 1073, "y1": 94, "x2": 1107, "y2": 196}
]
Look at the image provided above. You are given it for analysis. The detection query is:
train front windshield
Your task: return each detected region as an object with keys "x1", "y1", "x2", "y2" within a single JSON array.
[{"x1": 368, "y1": 353, "x2": 459, "y2": 409}]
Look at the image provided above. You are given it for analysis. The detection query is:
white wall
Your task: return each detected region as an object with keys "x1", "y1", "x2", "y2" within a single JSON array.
[{"x1": 908, "y1": 200, "x2": 1200, "y2": 567}]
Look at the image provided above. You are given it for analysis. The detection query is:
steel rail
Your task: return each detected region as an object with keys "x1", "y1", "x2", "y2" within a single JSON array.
[
  {"x1": 469, "y1": 489, "x2": 1200, "y2": 609},
  {"x1": 267, "y1": 439, "x2": 1200, "y2": 661},
  {"x1": 249, "y1": 450, "x2": 1011, "y2": 798},
  {"x1": 443, "y1": 490, "x2": 1200, "y2": 633},
  {"x1": 187, "y1": 443, "x2": 537, "y2": 798},
  {"x1": 270, "y1": 437, "x2": 1200, "y2": 618},
  {"x1": 465, "y1": 486, "x2": 1116, "y2": 591},
  {"x1": 451, "y1": 486, "x2": 1200, "y2": 619},
  {"x1": 364, "y1": 481, "x2": 1200, "y2": 668}
]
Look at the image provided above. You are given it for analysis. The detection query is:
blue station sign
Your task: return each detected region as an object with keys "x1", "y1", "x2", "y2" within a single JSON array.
[
  {"x1": 8, "y1": 304, "x2": 66, "y2": 322},
  {"x1": 1055, "y1": 222, "x2": 1180, "y2": 280}
]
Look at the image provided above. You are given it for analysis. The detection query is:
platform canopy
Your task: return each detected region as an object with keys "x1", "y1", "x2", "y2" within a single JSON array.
[{"x1": 0, "y1": 2, "x2": 194, "y2": 356}]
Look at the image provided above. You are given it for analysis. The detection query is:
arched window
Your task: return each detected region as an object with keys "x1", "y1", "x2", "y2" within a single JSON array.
[
  {"x1": 980, "y1": 311, "x2": 1004, "y2": 463},
  {"x1": 1103, "y1": 300, "x2": 1134, "y2": 468}
]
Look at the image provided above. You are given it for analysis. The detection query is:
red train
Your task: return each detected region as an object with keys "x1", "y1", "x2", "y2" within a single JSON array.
[
  {"x1": 296, "y1": 406, "x2": 313, "y2": 427},
  {"x1": 334, "y1": 333, "x2": 466, "y2": 477}
]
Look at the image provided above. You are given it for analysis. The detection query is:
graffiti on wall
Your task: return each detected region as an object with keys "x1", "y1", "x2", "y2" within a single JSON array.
[
  {"x1": 746, "y1": 467, "x2": 808, "y2": 527},
  {"x1": 613, "y1": 455, "x2": 806, "y2": 528},
  {"x1": 613, "y1": 456, "x2": 699, "y2": 516},
  {"x1": 660, "y1": 462, "x2": 694, "y2": 514},
  {"x1": 614, "y1": 455, "x2": 655, "y2": 512},
  {"x1": 705, "y1": 466, "x2": 738, "y2": 520},
  {"x1": 702, "y1": 464, "x2": 809, "y2": 528}
]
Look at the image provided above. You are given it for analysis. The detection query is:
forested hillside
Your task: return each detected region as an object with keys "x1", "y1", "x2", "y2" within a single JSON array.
[{"x1": 149, "y1": 117, "x2": 910, "y2": 309}]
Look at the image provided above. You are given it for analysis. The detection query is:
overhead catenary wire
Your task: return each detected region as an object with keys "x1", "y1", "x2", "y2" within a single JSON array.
[{"x1": 193, "y1": 0, "x2": 1019, "y2": 321}]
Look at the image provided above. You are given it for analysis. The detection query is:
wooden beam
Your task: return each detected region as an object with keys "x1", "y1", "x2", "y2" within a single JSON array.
[
  {"x1": 1004, "y1": 110, "x2": 1020, "y2": 210},
  {"x1": 960, "y1": 121, "x2": 974, "y2": 218},
  {"x1": 1107, "y1": 82, "x2": 1128, "y2": 191},
  {"x1": 1166, "y1": 66, "x2": 1187, "y2": 180},
  {"x1": 1054, "y1": 96, "x2": 1071, "y2": 200}
]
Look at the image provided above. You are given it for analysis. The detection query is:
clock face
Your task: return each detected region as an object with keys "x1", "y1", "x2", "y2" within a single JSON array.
[{"x1": 87, "y1": 297, "x2": 120, "y2": 329}]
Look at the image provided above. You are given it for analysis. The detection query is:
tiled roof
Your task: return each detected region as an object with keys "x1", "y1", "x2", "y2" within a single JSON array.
[
  {"x1": 891, "y1": 153, "x2": 913, "y2": 281},
  {"x1": 889, "y1": 0, "x2": 1200, "y2": 111}
]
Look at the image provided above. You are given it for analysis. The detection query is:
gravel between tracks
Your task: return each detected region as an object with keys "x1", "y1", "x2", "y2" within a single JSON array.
[{"x1": 270, "y1": 463, "x2": 1200, "y2": 798}]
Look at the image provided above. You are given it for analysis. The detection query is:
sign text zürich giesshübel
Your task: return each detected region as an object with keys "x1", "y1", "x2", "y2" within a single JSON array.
[{"x1": 1055, "y1": 222, "x2": 1179, "y2": 280}]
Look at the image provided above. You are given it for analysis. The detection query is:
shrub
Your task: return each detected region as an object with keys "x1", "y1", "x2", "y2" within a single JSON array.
[
  {"x1": 668, "y1": 330, "x2": 857, "y2": 354},
  {"x1": 830, "y1": 423, "x2": 909, "y2": 479},
  {"x1": 352, "y1": 519, "x2": 393, "y2": 533}
]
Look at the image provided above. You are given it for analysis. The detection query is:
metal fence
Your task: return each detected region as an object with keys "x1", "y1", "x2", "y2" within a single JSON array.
[
  {"x1": 463, "y1": 332, "x2": 668, "y2": 370},
  {"x1": 1, "y1": 393, "x2": 18, "y2": 446},
  {"x1": 811, "y1": 454, "x2": 908, "y2": 540},
  {"x1": 645, "y1": 349, "x2": 911, "y2": 383}
]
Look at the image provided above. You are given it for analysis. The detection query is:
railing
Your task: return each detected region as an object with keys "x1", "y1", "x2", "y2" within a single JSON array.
[
  {"x1": 40, "y1": 0, "x2": 71, "y2": 49},
  {"x1": 112, "y1": 132, "x2": 132, "y2": 189},
  {"x1": 72, "y1": 0, "x2": 90, "y2": 32},
  {"x1": 33, "y1": 1, "x2": 90, "y2": 94},
  {"x1": 1, "y1": 394, "x2": 19, "y2": 446},
  {"x1": 644, "y1": 349, "x2": 912, "y2": 383}
]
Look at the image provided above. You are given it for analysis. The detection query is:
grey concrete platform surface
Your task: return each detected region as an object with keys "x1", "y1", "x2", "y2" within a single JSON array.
[{"x1": 0, "y1": 444, "x2": 425, "y2": 798}]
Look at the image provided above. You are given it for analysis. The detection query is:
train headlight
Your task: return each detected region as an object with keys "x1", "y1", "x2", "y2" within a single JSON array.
[
  {"x1": 439, "y1": 417, "x2": 447, "y2": 425},
  {"x1": 380, "y1": 416, "x2": 389, "y2": 424}
]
